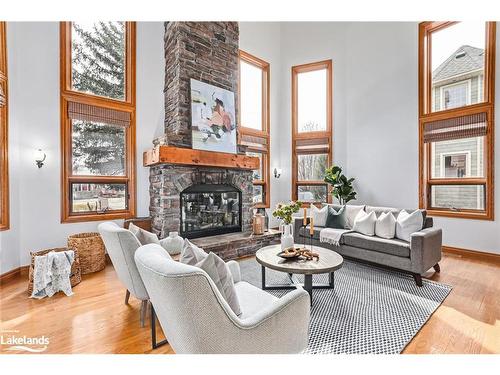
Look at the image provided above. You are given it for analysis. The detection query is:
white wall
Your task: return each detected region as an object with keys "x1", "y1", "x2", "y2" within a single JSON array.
[
  {"x1": 239, "y1": 22, "x2": 284, "y2": 228},
  {"x1": 0, "y1": 22, "x2": 165, "y2": 274}
]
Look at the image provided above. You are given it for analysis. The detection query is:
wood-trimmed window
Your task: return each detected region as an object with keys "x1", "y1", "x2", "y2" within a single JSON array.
[
  {"x1": 0, "y1": 22, "x2": 9, "y2": 231},
  {"x1": 238, "y1": 50, "x2": 270, "y2": 208},
  {"x1": 60, "y1": 22, "x2": 136, "y2": 223},
  {"x1": 292, "y1": 60, "x2": 333, "y2": 205},
  {"x1": 419, "y1": 22, "x2": 495, "y2": 220}
]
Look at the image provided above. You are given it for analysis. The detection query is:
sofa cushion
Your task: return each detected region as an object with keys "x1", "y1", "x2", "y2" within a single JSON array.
[
  {"x1": 344, "y1": 205, "x2": 365, "y2": 229},
  {"x1": 234, "y1": 281, "x2": 278, "y2": 319},
  {"x1": 310, "y1": 204, "x2": 328, "y2": 227},
  {"x1": 352, "y1": 210, "x2": 376, "y2": 236},
  {"x1": 366, "y1": 206, "x2": 427, "y2": 227},
  {"x1": 342, "y1": 232, "x2": 410, "y2": 258}
]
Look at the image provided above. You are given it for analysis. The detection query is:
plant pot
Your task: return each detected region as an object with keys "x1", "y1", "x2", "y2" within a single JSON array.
[{"x1": 280, "y1": 223, "x2": 295, "y2": 251}]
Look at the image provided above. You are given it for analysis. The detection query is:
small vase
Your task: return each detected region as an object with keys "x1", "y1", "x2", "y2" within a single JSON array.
[
  {"x1": 160, "y1": 232, "x2": 184, "y2": 255},
  {"x1": 280, "y1": 223, "x2": 295, "y2": 251}
]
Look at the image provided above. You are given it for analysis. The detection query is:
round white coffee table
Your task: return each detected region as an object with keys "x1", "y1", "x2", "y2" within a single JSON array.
[{"x1": 255, "y1": 244, "x2": 344, "y2": 305}]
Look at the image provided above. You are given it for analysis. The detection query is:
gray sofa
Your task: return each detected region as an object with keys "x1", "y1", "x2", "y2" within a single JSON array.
[{"x1": 293, "y1": 205, "x2": 442, "y2": 286}]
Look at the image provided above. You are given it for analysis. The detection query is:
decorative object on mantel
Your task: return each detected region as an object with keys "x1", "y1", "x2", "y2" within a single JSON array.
[
  {"x1": 190, "y1": 78, "x2": 237, "y2": 154},
  {"x1": 67, "y1": 232, "x2": 106, "y2": 275},
  {"x1": 323, "y1": 165, "x2": 357, "y2": 205},
  {"x1": 272, "y1": 201, "x2": 302, "y2": 251},
  {"x1": 160, "y1": 232, "x2": 185, "y2": 256},
  {"x1": 28, "y1": 247, "x2": 81, "y2": 296}
]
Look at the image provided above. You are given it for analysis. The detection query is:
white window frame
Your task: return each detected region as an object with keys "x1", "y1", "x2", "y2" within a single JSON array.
[
  {"x1": 439, "y1": 79, "x2": 472, "y2": 110},
  {"x1": 439, "y1": 150, "x2": 471, "y2": 178}
]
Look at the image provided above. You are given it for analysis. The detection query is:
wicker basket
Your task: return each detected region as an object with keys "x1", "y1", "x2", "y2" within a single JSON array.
[
  {"x1": 27, "y1": 247, "x2": 81, "y2": 295},
  {"x1": 68, "y1": 232, "x2": 106, "y2": 275}
]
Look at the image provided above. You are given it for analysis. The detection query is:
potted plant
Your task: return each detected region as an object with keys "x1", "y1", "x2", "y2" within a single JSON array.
[
  {"x1": 272, "y1": 201, "x2": 302, "y2": 250},
  {"x1": 324, "y1": 165, "x2": 357, "y2": 205}
]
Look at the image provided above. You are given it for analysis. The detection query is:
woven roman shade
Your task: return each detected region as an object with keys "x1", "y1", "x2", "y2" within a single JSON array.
[
  {"x1": 68, "y1": 102, "x2": 130, "y2": 127},
  {"x1": 423, "y1": 112, "x2": 487, "y2": 143},
  {"x1": 295, "y1": 137, "x2": 330, "y2": 154},
  {"x1": 241, "y1": 133, "x2": 268, "y2": 153}
]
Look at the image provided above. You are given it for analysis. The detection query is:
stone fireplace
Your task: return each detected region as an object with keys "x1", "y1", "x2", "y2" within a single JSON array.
[
  {"x1": 149, "y1": 165, "x2": 253, "y2": 239},
  {"x1": 147, "y1": 21, "x2": 255, "y2": 239}
]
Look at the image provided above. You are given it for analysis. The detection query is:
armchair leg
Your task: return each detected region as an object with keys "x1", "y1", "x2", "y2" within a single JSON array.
[
  {"x1": 413, "y1": 273, "x2": 423, "y2": 287},
  {"x1": 151, "y1": 305, "x2": 169, "y2": 349},
  {"x1": 140, "y1": 300, "x2": 148, "y2": 327},
  {"x1": 433, "y1": 263, "x2": 441, "y2": 273},
  {"x1": 125, "y1": 290, "x2": 130, "y2": 305}
]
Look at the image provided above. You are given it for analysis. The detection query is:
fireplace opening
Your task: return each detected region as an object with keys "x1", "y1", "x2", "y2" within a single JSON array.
[{"x1": 180, "y1": 184, "x2": 242, "y2": 239}]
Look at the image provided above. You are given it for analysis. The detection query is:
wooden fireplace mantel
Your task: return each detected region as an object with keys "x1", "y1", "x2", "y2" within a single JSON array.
[{"x1": 143, "y1": 145, "x2": 260, "y2": 170}]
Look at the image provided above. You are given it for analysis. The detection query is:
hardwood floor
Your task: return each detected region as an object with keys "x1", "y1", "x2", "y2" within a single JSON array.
[{"x1": 1, "y1": 252, "x2": 499, "y2": 354}]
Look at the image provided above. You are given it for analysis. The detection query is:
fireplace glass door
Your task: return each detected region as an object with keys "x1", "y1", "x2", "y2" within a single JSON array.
[{"x1": 180, "y1": 184, "x2": 242, "y2": 239}]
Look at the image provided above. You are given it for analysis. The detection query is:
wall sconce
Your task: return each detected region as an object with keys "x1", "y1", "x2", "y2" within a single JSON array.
[
  {"x1": 273, "y1": 168, "x2": 282, "y2": 179},
  {"x1": 34, "y1": 149, "x2": 46, "y2": 168}
]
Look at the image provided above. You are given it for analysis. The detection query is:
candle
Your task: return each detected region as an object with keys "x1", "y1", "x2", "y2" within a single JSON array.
[
  {"x1": 303, "y1": 207, "x2": 307, "y2": 225},
  {"x1": 309, "y1": 217, "x2": 314, "y2": 235}
]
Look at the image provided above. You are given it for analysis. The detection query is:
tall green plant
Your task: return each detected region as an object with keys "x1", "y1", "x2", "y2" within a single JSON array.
[{"x1": 324, "y1": 166, "x2": 356, "y2": 205}]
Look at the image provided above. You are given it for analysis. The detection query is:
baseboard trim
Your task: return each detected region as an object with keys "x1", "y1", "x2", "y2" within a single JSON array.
[
  {"x1": 0, "y1": 265, "x2": 29, "y2": 285},
  {"x1": 442, "y1": 246, "x2": 500, "y2": 264}
]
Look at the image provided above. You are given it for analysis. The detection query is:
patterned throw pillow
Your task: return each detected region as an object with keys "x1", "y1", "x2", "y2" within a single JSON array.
[
  {"x1": 325, "y1": 206, "x2": 347, "y2": 229},
  {"x1": 129, "y1": 223, "x2": 161, "y2": 245},
  {"x1": 196, "y1": 252, "x2": 242, "y2": 316},
  {"x1": 180, "y1": 239, "x2": 208, "y2": 266}
]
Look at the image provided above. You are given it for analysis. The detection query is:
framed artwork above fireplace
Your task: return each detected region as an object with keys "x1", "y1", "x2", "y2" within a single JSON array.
[{"x1": 190, "y1": 78, "x2": 237, "y2": 154}]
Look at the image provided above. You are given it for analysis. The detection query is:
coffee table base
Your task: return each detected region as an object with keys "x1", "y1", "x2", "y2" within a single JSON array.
[{"x1": 261, "y1": 265, "x2": 335, "y2": 306}]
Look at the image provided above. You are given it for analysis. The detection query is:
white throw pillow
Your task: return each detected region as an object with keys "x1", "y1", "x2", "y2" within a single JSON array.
[
  {"x1": 375, "y1": 212, "x2": 396, "y2": 239},
  {"x1": 310, "y1": 204, "x2": 328, "y2": 227},
  {"x1": 352, "y1": 210, "x2": 376, "y2": 236},
  {"x1": 196, "y1": 252, "x2": 242, "y2": 316},
  {"x1": 180, "y1": 239, "x2": 208, "y2": 266},
  {"x1": 129, "y1": 223, "x2": 160, "y2": 246},
  {"x1": 344, "y1": 205, "x2": 365, "y2": 229},
  {"x1": 396, "y1": 210, "x2": 424, "y2": 242}
]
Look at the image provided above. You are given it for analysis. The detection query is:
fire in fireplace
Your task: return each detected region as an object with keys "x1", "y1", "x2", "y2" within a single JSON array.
[{"x1": 180, "y1": 184, "x2": 242, "y2": 239}]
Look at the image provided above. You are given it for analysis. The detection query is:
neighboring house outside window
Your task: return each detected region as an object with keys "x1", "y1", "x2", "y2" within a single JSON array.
[
  {"x1": 430, "y1": 45, "x2": 485, "y2": 212},
  {"x1": 419, "y1": 22, "x2": 495, "y2": 219}
]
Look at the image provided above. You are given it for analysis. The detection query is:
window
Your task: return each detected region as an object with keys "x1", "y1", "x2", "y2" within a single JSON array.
[
  {"x1": 292, "y1": 60, "x2": 332, "y2": 204},
  {"x1": 0, "y1": 22, "x2": 8, "y2": 230},
  {"x1": 60, "y1": 22, "x2": 136, "y2": 223},
  {"x1": 419, "y1": 22, "x2": 495, "y2": 219},
  {"x1": 238, "y1": 50, "x2": 270, "y2": 208}
]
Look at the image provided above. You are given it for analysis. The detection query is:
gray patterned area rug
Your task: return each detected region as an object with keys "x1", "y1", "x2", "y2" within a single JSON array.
[{"x1": 238, "y1": 258, "x2": 452, "y2": 354}]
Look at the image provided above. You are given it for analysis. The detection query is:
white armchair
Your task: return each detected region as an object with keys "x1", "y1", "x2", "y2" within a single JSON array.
[
  {"x1": 134, "y1": 244, "x2": 311, "y2": 354},
  {"x1": 98, "y1": 222, "x2": 149, "y2": 326}
]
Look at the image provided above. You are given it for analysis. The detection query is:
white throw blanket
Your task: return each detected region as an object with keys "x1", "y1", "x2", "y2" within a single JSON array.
[
  {"x1": 31, "y1": 250, "x2": 75, "y2": 299},
  {"x1": 319, "y1": 228, "x2": 352, "y2": 246}
]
